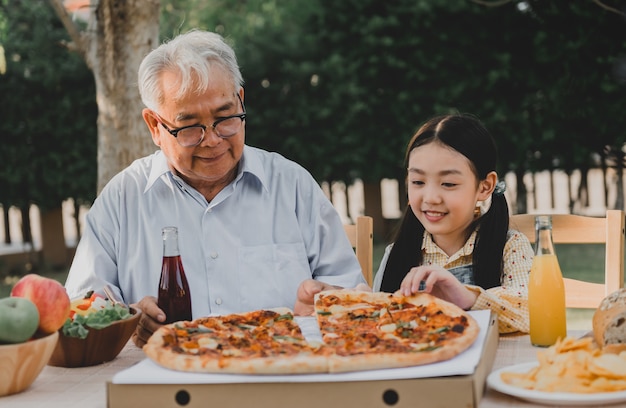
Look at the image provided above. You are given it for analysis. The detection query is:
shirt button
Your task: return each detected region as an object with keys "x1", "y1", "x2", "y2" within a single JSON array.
[
  {"x1": 210, "y1": 252, "x2": 218, "y2": 259},
  {"x1": 215, "y1": 298, "x2": 223, "y2": 305}
]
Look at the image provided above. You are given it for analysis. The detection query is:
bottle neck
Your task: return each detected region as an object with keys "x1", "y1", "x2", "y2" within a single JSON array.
[
  {"x1": 162, "y1": 227, "x2": 180, "y2": 257},
  {"x1": 535, "y1": 227, "x2": 556, "y2": 256},
  {"x1": 534, "y1": 216, "x2": 556, "y2": 256}
]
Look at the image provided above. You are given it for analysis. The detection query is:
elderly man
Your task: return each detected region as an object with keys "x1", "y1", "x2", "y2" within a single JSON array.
[{"x1": 64, "y1": 30, "x2": 366, "y2": 347}]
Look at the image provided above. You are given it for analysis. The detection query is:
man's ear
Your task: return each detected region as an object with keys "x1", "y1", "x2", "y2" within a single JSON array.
[
  {"x1": 477, "y1": 171, "x2": 498, "y2": 200},
  {"x1": 142, "y1": 108, "x2": 161, "y2": 147}
]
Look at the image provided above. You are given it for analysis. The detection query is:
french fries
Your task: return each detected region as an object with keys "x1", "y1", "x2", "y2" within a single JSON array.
[{"x1": 501, "y1": 337, "x2": 626, "y2": 393}]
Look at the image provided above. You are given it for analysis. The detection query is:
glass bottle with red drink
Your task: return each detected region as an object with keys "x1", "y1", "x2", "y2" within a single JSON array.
[{"x1": 157, "y1": 226, "x2": 192, "y2": 323}]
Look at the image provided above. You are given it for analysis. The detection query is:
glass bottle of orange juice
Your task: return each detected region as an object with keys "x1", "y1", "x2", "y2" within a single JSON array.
[{"x1": 528, "y1": 215, "x2": 567, "y2": 347}]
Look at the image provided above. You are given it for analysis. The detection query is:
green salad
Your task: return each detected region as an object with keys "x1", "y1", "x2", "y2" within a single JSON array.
[{"x1": 62, "y1": 304, "x2": 132, "y2": 339}]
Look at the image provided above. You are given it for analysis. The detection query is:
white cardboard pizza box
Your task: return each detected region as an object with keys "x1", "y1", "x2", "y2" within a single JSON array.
[{"x1": 107, "y1": 310, "x2": 498, "y2": 408}]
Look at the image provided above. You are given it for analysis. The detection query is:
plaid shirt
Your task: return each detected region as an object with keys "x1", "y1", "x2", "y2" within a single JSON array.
[{"x1": 422, "y1": 230, "x2": 533, "y2": 333}]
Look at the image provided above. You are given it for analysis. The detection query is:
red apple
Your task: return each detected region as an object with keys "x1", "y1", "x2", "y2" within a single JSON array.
[{"x1": 10, "y1": 274, "x2": 71, "y2": 334}]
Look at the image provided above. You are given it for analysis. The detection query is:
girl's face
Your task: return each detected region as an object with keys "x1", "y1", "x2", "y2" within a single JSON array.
[{"x1": 407, "y1": 142, "x2": 495, "y2": 254}]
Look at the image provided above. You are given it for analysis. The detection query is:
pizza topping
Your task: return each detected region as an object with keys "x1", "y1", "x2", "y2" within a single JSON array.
[
  {"x1": 316, "y1": 310, "x2": 332, "y2": 316},
  {"x1": 452, "y1": 323, "x2": 466, "y2": 333},
  {"x1": 379, "y1": 323, "x2": 396, "y2": 333},
  {"x1": 198, "y1": 337, "x2": 219, "y2": 349}
]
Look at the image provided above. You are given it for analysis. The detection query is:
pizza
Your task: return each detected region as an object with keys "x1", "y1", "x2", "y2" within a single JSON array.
[
  {"x1": 143, "y1": 290, "x2": 480, "y2": 374},
  {"x1": 315, "y1": 290, "x2": 480, "y2": 373},
  {"x1": 143, "y1": 307, "x2": 329, "y2": 374}
]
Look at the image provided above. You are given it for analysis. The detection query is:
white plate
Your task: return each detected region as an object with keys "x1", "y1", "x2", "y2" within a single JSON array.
[{"x1": 487, "y1": 362, "x2": 626, "y2": 406}]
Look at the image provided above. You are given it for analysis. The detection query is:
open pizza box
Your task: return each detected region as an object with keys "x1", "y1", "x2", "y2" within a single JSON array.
[{"x1": 107, "y1": 309, "x2": 499, "y2": 408}]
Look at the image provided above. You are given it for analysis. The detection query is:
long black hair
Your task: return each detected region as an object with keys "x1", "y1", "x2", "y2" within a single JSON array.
[{"x1": 379, "y1": 113, "x2": 509, "y2": 292}]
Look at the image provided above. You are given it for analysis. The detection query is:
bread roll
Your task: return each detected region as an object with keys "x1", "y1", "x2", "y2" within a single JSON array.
[{"x1": 593, "y1": 288, "x2": 626, "y2": 354}]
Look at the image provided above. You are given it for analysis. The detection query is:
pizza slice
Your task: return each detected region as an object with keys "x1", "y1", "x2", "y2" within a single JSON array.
[
  {"x1": 143, "y1": 307, "x2": 329, "y2": 374},
  {"x1": 314, "y1": 290, "x2": 480, "y2": 373}
]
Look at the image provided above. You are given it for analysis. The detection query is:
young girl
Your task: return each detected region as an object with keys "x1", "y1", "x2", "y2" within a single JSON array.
[{"x1": 373, "y1": 113, "x2": 533, "y2": 333}]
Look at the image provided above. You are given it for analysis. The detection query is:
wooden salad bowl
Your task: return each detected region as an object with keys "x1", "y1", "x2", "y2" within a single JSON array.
[
  {"x1": 0, "y1": 331, "x2": 59, "y2": 397},
  {"x1": 48, "y1": 306, "x2": 141, "y2": 368}
]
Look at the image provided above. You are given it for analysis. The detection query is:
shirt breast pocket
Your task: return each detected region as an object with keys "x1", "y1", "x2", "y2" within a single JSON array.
[{"x1": 238, "y1": 243, "x2": 311, "y2": 310}]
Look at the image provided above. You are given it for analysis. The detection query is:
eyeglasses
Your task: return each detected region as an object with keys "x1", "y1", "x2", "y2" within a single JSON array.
[{"x1": 153, "y1": 94, "x2": 246, "y2": 147}]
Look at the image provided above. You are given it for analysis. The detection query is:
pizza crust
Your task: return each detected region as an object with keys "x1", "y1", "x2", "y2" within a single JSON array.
[
  {"x1": 145, "y1": 337, "x2": 329, "y2": 374},
  {"x1": 328, "y1": 345, "x2": 462, "y2": 373}
]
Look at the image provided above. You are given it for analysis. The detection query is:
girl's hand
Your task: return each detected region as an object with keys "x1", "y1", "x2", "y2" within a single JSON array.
[{"x1": 399, "y1": 265, "x2": 478, "y2": 310}]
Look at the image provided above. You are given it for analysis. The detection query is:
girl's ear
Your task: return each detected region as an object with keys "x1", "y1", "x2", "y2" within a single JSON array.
[{"x1": 477, "y1": 171, "x2": 498, "y2": 200}]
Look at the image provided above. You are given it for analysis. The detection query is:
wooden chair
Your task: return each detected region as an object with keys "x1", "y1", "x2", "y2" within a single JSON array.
[
  {"x1": 344, "y1": 216, "x2": 374, "y2": 286},
  {"x1": 509, "y1": 210, "x2": 625, "y2": 308}
]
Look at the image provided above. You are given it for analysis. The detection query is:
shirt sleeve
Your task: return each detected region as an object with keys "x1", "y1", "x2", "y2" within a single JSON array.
[
  {"x1": 64, "y1": 183, "x2": 121, "y2": 300},
  {"x1": 466, "y1": 230, "x2": 533, "y2": 334}
]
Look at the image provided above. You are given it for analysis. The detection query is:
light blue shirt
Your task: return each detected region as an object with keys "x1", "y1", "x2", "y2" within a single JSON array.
[{"x1": 65, "y1": 146, "x2": 365, "y2": 317}]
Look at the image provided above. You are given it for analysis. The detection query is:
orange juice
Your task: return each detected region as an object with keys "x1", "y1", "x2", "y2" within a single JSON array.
[{"x1": 528, "y1": 254, "x2": 567, "y2": 347}]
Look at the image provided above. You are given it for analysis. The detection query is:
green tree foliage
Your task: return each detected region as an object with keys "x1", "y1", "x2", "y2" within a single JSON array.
[
  {"x1": 522, "y1": 0, "x2": 626, "y2": 172},
  {"x1": 162, "y1": 0, "x2": 626, "y2": 194},
  {"x1": 0, "y1": 0, "x2": 97, "y2": 211},
  {"x1": 2, "y1": 0, "x2": 624, "y2": 218}
]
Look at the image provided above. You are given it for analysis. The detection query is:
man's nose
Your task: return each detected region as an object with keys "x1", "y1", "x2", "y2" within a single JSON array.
[{"x1": 199, "y1": 127, "x2": 223, "y2": 147}]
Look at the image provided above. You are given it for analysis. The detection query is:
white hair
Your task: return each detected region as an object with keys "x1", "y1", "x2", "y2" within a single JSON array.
[{"x1": 138, "y1": 30, "x2": 244, "y2": 111}]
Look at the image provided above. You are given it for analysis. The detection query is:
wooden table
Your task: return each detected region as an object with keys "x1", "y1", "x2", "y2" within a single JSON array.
[{"x1": 2, "y1": 330, "x2": 600, "y2": 408}]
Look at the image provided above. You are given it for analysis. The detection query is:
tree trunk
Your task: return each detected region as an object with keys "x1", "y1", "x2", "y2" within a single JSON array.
[
  {"x1": 93, "y1": 0, "x2": 160, "y2": 192},
  {"x1": 345, "y1": 183, "x2": 354, "y2": 224},
  {"x1": 40, "y1": 206, "x2": 67, "y2": 268},
  {"x1": 515, "y1": 169, "x2": 527, "y2": 214},
  {"x1": 614, "y1": 152, "x2": 625, "y2": 211},
  {"x1": 566, "y1": 170, "x2": 575, "y2": 213},
  {"x1": 616, "y1": 166, "x2": 624, "y2": 211},
  {"x1": 549, "y1": 168, "x2": 555, "y2": 210},
  {"x1": 20, "y1": 204, "x2": 32, "y2": 245},
  {"x1": 49, "y1": 0, "x2": 160, "y2": 193},
  {"x1": 73, "y1": 199, "x2": 82, "y2": 242},
  {"x1": 600, "y1": 148, "x2": 609, "y2": 210},
  {"x1": 578, "y1": 166, "x2": 590, "y2": 209},
  {"x1": 3, "y1": 205, "x2": 10, "y2": 244}
]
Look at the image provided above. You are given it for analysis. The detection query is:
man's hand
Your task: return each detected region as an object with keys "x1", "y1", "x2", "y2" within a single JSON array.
[
  {"x1": 294, "y1": 280, "x2": 341, "y2": 316},
  {"x1": 131, "y1": 296, "x2": 166, "y2": 348},
  {"x1": 293, "y1": 280, "x2": 371, "y2": 316}
]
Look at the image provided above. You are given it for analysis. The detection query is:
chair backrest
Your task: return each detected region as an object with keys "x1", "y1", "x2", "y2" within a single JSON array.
[
  {"x1": 344, "y1": 216, "x2": 374, "y2": 286},
  {"x1": 509, "y1": 210, "x2": 625, "y2": 308}
]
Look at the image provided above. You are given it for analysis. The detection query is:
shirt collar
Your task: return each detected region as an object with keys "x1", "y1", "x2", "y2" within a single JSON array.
[
  {"x1": 422, "y1": 230, "x2": 478, "y2": 260},
  {"x1": 237, "y1": 145, "x2": 269, "y2": 192},
  {"x1": 145, "y1": 150, "x2": 170, "y2": 192},
  {"x1": 144, "y1": 146, "x2": 269, "y2": 193}
]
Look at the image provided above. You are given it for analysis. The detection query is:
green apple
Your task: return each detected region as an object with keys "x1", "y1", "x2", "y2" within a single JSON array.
[{"x1": 0, "y1": 297, "x2": 40, "y2": 344}]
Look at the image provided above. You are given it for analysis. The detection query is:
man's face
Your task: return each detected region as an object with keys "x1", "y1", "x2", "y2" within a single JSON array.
[{"x1": 143, "y1": 67, "x2": 245, "y2": 191}]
